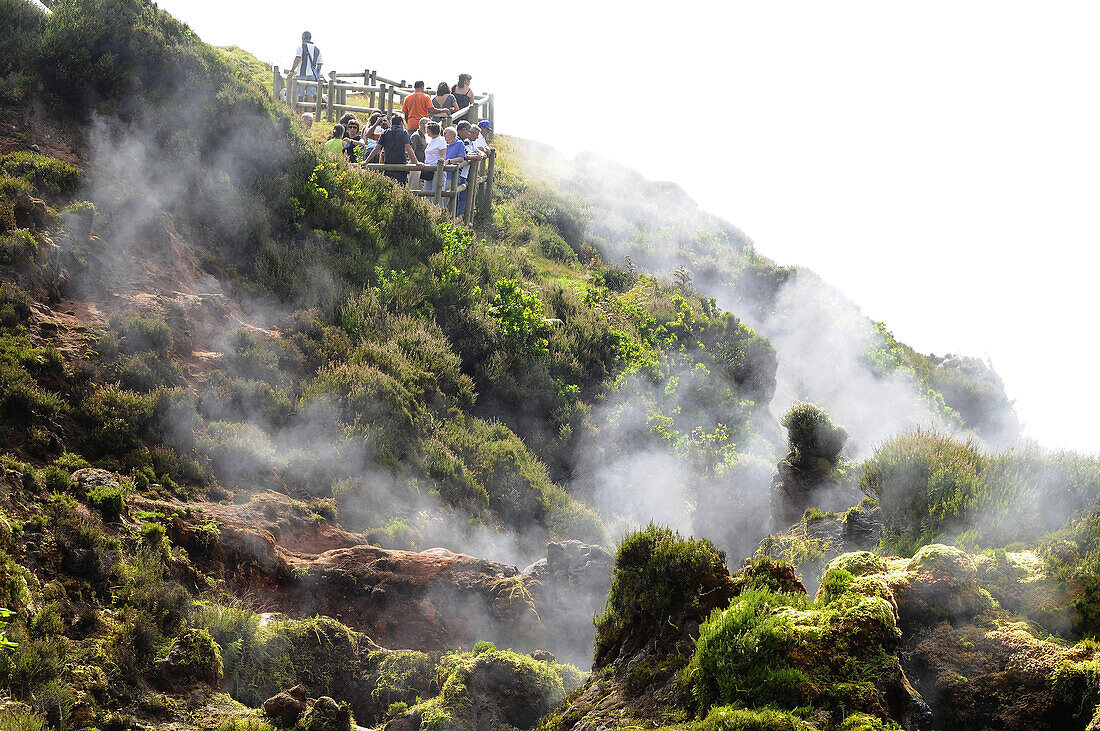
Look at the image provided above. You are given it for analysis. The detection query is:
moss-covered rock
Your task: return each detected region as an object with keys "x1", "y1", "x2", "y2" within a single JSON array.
[
  {"x1": 401, "y1": 649, "x2": 579, "y2": 730},
  {"x1": 296, "y1": 696, "x2": 353, "y2": 731},
  {"x1": 974, "y1": 549, "x2": 1077, "y2": 636},
  {"x1": 890, "y1": 544, "x2": 993, "y2": 627},
  {"x1": 593, "y1": 524, "x2": 734, "y2": 668},
  {"x1": 158, "y1": 627, "x2": 223, "y2": 685},
  {"x1": 828, "y1": 551, "x2": 889, "y2": 579}
]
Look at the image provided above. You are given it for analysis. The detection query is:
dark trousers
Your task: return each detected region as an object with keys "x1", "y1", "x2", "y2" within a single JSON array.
[{"x1": 455, "y1": 186, "x2": 467, "y2": 216}]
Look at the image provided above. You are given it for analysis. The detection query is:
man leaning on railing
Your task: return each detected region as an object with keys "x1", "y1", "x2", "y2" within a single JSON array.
[{"x1": 363, "y1": 114, "x2": 424, "y2": 186}]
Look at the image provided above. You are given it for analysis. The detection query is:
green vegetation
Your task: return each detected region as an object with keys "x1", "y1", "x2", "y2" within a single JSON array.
[
  {"x1": 594, "y1": 524, "x2": 734, "y2": 668},
  {"x1": 404, "y1": 648, "x2": 581, "y2": 730},
  {"x1": 781, "y1": 402, "x2": 848, "y2": 476},
  {"x1": 0, "y1": 1, "x2": 1091, "y2": 729}
]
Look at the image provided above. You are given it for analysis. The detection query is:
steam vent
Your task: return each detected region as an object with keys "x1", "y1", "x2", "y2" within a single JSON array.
[{"x1": 0, "y1": 1, "x2": 1093, "y2": 729}]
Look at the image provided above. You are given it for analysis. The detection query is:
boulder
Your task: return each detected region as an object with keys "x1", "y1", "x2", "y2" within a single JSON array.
[
  {"x1": 262, "y1": 685, "x2": 308, "y2": 723},
  {"x1": 157, "y1": 628, "x2": 223, "y2": 686},
  {"x1": 300, "y1": 696, "x2": 353, "y2": 731}
]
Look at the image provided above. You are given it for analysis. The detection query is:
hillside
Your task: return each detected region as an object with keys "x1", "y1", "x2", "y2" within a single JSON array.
[{"x1": 1, "y1": 2, "x2": 1099, "y2": 730}]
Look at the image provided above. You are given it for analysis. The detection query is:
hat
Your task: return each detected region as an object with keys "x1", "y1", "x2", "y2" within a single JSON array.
[{"x1": 478, "y1": 120, "x2": 492, "y2": 131}]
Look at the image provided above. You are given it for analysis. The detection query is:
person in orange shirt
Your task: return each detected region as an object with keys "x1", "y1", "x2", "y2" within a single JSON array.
[{"x1": 401, "y1": 81, "x2": 447, "y2": 136}]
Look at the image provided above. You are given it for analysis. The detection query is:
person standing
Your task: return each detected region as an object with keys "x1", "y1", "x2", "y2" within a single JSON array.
[
  {"x1": 431, "y1": 82, "x2": 458, "y2": 124},
  {"x1": 364, "y1": 114, "x2": 421, "y2": 185},
  {"x1": 402, "y1": 81, "x2": 446, "y2": 137},
  {"x1": 290, "y1": 31, "x2": 323, "y2": 101},
  {"x1": 452, "y1": 74, "x2": 474, "y2": 110},
  {"x1": 442, "y1": 126, "x2": 466, "y2": 214},
  {"x1": 342, "y1": 118, "x2": 364, "y2": 164},
  {"x1": 455, "y1": 122, "x2": 482, "y2": 215},
  {"x1": 408, "y1": 117, "x2": 430, "y2": 189},
  {"x1": 421, "y1": 122, "x2": 447, "y2": 195}
]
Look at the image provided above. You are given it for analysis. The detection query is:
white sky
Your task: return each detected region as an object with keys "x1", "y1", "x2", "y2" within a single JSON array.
[{"x1": 153, "y1": 0, "x2": 1099, "y2": 455}]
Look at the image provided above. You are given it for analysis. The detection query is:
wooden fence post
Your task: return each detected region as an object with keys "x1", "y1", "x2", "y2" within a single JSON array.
[
  {"x1": 448, "y1": 166, "x2": 460, "y2": 217},
  {"x1": 314, "y1": 78, "x2": 323, "y2": 118},
  {"x1": 433, "y1": 160, "x2": 444, "y2": 208},
  {"x1": 480, "y1": 147, "x2": 496, "y2": 214},
  {"x1": 368, "y1": 70, "x2": 376, "y2": 108},
  {"x1": 463, "y1": 159, "x2": 480, "y2": 224},
  {"x1": 287, "y1": 75, "x2": 297, "y2": 111},
  {"x1": 327, "y1": 71, "x2": 336, "y2": 122},
  {"x1": 273, "y1": 66, "x2": 282, "y2": 101},
  {"x1": 388, "y1": 84, "x2": 395, "y2": 114}
]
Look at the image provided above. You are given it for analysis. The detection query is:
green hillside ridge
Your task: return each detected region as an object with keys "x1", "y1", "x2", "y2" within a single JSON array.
[{"x1": 1, "y1": 1, "x2": 1098, "y2": 730}]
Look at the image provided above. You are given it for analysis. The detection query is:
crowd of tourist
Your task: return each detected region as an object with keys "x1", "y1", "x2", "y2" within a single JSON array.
[{"x1": 292, "y1": 32, "x2": 492, "y2": 217}]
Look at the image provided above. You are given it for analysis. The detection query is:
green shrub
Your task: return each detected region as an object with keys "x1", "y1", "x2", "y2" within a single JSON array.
[
  {"x1": 781, "y1": 402, "x2": 847, "y2": 472},
  {"x1": 489, "y1": 278, "x2": 552, "y2": 358},
  {"x1": 87, "y1": 479, "x2": 127, "y2": 519},
  {"x1": 161, "y1": 627, "x2": 223, "y2": 684},
  {"x1": 859, "y1": 429, "x2": 987, "y2": 550},
  {"x1": 114, "y1": 549, "x2": 191, "y2": 636},
  {"x1": 104, "y1": 312, "x2": 173, "y2": 355},
  {"x1": 0, "y1": 707, "x2": 46, "y2": 731},
  {"x1": 0, "y1": 283, "x2": 32, "y2": 331},
  {"x1": 692, "y1": 706, "x2": 817, "y2": 730},
  {"x1": 472, "y1": 640, "x2": 496, "y2": 655},
  {"x1": 0, "y1": 153, "x2": 80, "y2": 198},
  {"x1": 594, "y1": 524, "x2": 733, "y2": 668},
  {"x1": 0, "y1": 229, "x2": 36, "y2": 264},
  {"x1": 689, "y1": 580, "x2": 902, "y2": 721},
  {"x1": 537, "y1": 227, "x2": 576, "y2": 262}
]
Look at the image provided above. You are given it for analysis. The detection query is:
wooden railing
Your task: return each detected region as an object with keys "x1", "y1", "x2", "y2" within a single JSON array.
[
  {"x1": 276, "y1": 66, "x2": 498, "y2": 222},
  {"x1": 273, "y1": 67, "x2": 494, "y2": 131},
  {"x1": 351, "y1": 148, "x2": 497, "y2": 224}
]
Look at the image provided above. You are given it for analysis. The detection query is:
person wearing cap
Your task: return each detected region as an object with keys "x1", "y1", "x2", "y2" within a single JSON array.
[
  {"x1": 470, "y1": 120, "x2": 491, "y2": 158},
  {"x1": 290, "y1": 32, "x2": 323, "y2": 101}
]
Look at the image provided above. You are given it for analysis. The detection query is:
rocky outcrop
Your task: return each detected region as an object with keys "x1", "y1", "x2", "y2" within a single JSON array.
[
  {"x1": 526, "y1": 539, "x2": 614, "y2": 666},
  {"x1": 827, "y1": 546, "x2": 1100, "y2": 731},
  {"x1": 165, "y1": 495, "x2": 613, "y2": 658},
  {"x1": 758, "y1": 498, "x2": 883, "y2": 593}
]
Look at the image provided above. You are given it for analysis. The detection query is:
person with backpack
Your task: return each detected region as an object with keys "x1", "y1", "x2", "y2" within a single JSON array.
[{"x1": 290, "y1": 31, "x2": 323, "y2": 101}]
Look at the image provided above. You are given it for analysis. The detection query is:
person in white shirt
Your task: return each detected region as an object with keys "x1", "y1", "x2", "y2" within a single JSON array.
[
  {"x1": 471, "y1": 121, "x2": 491, "y2": 157},
  {"x1": 290, "y1": 32, "x2": 323, "y2": 101},
  {"x1": 422, "y1": 122, "x2": 448, "y2": 194}
]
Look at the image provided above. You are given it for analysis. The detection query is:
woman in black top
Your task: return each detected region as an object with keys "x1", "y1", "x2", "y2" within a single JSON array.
[
  {"x1": 342, "y1": 119, "x2": 364, "y2": 163},
  {"x1": 453, "y1": 74, "x2": 473, "y2": 110}
]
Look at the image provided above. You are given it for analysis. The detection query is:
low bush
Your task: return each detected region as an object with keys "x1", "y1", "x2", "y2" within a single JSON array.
[
  {"x1": 781, "y1": 402, "x2": 848, "y2": 473},
  {"x1": 0, "y1": 153, "x2": 80, "y2": 198},
  {"x1": 859, "y1": 430, "x2": 986, "y2": 551},
  {"x1": 593, "y1": 524, "x2": 733, "y2": 668}
]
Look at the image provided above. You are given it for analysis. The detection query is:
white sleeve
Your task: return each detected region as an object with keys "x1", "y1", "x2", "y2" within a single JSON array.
[{"x1": 293, "y1": 45, "x2": 302, "y2": 58}]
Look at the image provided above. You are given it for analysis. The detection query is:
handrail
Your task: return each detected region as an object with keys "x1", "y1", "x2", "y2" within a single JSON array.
[{"x1": 276, "y1": 65, "x2": 495, "y2": 222}]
